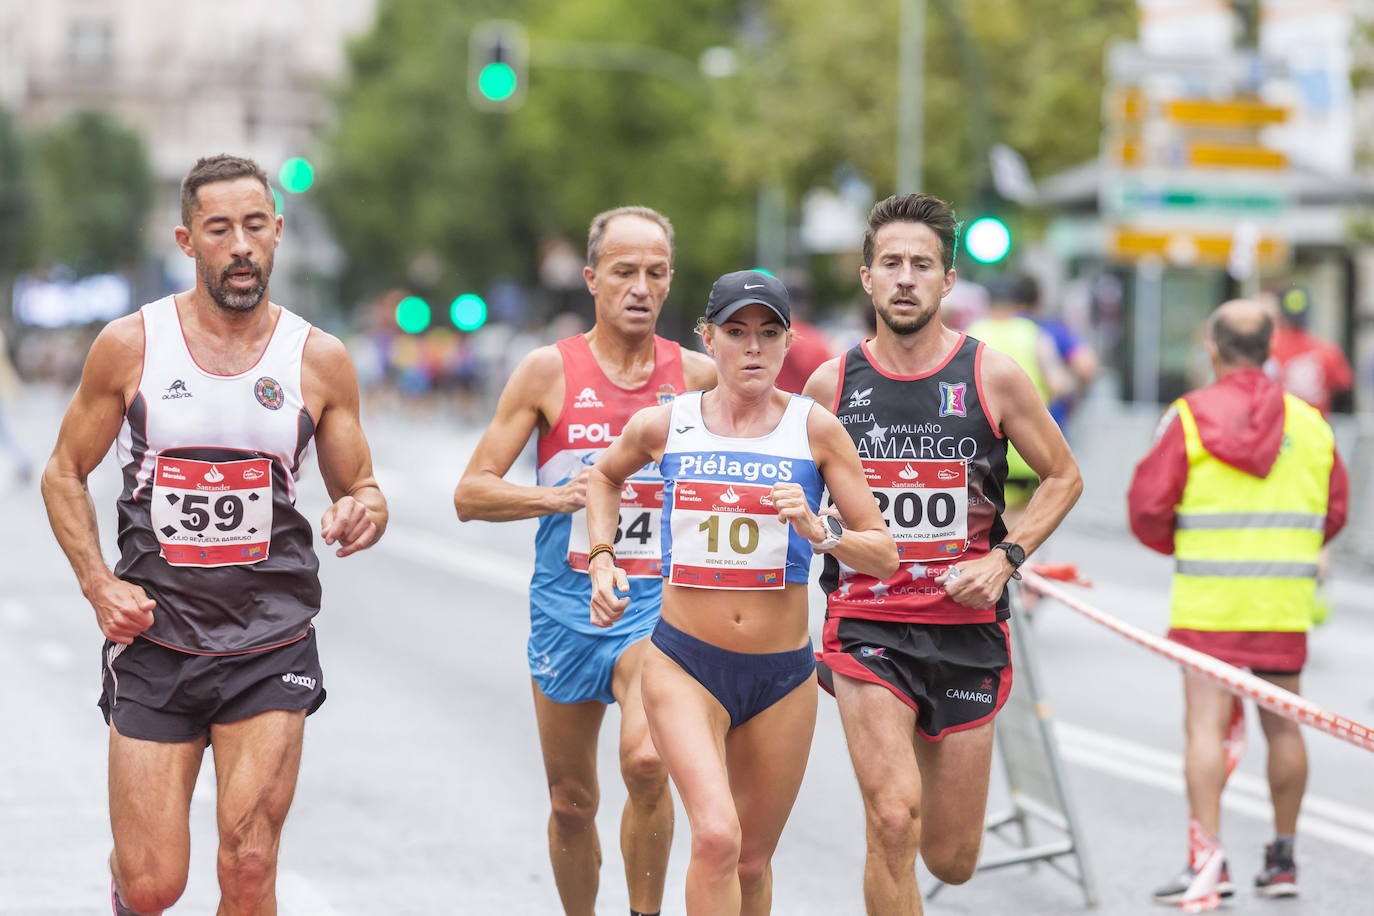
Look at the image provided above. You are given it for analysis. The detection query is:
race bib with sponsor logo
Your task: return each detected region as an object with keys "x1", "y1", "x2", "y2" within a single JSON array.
[
  {"x1": 151, "y1": 456, "x2": 273, "y2": 567},
  {"x1": 864, "y1": 458, "x2": 969, "y2": 562},
  {"x1": 568, "y1": 479, "x2": 665, "y2": 578},
  {"x1": 669, "y1": 480, "x2": 787, "y2": 590}
]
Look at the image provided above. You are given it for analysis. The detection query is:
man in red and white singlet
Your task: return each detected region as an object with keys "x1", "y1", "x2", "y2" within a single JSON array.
[{"x1": 455, "y1": 206, "x2": 714, "y2": 916}]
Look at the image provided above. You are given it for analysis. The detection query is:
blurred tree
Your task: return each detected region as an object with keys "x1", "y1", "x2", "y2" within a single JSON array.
[
  {"x1": 510, "y1": 0, "x2": 751, "y2": 332},
  {"x1": 32, "y1": 111, "x2": 153, "y2": 276},
  {"x1": 322, "y1": 0, "x2": 539, "y2": 304},
  {"x1": 322, "y1": 0, "x2": 1134, "y2": 323},
  {"x1": 323, "y1": 0, "x2": 749, "y2": 334},
  {"x1": 0, "y1": 108, "x2": 37, "y2": 283},
  {"x1": 718, "y1": 0, "x2": 1136, "y2": 218}
]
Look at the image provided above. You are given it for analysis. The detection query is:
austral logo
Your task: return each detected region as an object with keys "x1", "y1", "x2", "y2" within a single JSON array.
[
  {"x1": 162, "y1": 379, "x2": 193, "y2": 400},
  {"x1": 254, "y1": 377, "x2": 285, "y2": 410},
  {"x1": 574, "y1": 387, "x2": 604, "y2": 408}
]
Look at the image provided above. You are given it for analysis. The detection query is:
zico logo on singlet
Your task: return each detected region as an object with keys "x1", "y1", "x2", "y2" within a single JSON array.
[{"x1": 847, "y1": 387, "x2": 873, "y2": 408}]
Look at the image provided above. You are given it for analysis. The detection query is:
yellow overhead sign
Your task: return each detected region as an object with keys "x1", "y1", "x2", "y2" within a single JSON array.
[{"x1": 1109, "y1": 227, "x2": 1289, "y2": 267}]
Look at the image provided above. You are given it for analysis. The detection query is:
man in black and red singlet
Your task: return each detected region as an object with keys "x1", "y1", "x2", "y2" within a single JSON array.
[
  {"x1": 455, "y1": 206, "x2": 715, "y2": 916},
  {"x1": 804, "y1": 193, "x2": 1082, "y2": 915},
  {"x1": 42, "y1": 154, "x2": 387, "y2": 915}
]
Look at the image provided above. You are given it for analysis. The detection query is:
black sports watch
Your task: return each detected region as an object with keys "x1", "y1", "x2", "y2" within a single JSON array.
[{"x1": 993, "y1": 542, "x2": 1025, "y2": 580}]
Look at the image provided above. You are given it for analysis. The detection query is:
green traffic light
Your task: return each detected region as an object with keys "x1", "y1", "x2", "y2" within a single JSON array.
[
  {"x1": 395, "y1": 296, "x2": 432, "y2": 334},
  {"x1": 450, "y1": 293, "x2": 488, "y2": 331},
  {"x1": 965, "y1": 216, "x2": 1012, "y2": 264},
  {"x1": 278, "y1": 157, "x2": 315, "y2": 194},
  {"x1": 477, "y1": 62, "x2": 518, "y2": 101}
]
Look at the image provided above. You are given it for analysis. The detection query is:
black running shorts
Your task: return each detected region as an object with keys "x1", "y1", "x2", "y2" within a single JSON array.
[
  {"x1": 818, "y1": 616, "x2": 1011, "y2": 740},
  {"x1": 98, "y1": 629, "x2": 326, "y2": 743}
]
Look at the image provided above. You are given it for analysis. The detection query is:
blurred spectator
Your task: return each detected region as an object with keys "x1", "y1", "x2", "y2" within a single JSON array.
[
  {"x1": 774, "y1": 272, "x2": 835, "y2": 394},
  {"x1": 966, "y1": 275, "x2": 1072, "y2": 529},
  {"x1": 1015, "y1": 274, "x2": 1099, "y2": 432},
  {"x1": 1263, "y1": 286, "x2": 1352, "y2": 418},
  {"x1": 0, "y1": 326, "x2": 34, "y2": 485}
]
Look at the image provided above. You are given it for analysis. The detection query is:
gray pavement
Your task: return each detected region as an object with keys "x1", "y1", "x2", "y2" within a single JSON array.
[{"x1": 1, "y1": 384, "x2": 1372, "y2": 914}]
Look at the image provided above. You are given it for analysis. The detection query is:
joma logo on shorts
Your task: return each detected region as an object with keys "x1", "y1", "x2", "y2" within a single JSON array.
[{"x1": 281, "y1": 673, "x2": 317, "y2": 690}]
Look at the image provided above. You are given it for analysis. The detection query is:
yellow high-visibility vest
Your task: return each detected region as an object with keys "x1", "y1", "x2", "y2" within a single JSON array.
[
  {"x1": 967, "y1": 316, "x2": 1045, "y2": 480},
  {"x1": 1171, "y1": 393, "x2": 1332, "y2": 632}
]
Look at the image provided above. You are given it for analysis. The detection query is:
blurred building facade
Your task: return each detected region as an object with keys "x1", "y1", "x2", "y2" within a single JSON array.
[{"x1": 0, "y1": 0, "x2": 377, "y2": 324}]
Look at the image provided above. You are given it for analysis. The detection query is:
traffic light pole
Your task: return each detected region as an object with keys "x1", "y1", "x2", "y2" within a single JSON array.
[
  {"x1": 528, "y1": 40, "x2": 710, "y2": 99},
  {"x1": 897, "y1": 0, "x2": 925, "y2": 194}
]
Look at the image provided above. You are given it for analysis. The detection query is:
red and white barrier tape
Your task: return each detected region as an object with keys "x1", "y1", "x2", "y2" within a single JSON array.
[{"x1": 1022, "y1": 568, "x2": 1374, "y2": 754}]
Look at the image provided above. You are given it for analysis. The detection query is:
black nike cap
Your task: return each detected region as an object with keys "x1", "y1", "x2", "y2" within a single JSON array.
[{"x1": 704, "y1": 270, "x2": 791, "y2": 328}]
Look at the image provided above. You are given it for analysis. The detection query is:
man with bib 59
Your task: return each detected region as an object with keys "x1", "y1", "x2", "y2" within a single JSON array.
[{"x1": 42, "y1": 154, "x2": 387, "y2": 915}]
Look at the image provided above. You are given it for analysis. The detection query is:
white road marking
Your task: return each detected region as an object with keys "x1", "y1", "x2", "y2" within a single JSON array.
[
  {"x1": 1, "y1": 598, "x2": 32, "y2": 628},
  {"x1": 35, "y1": 641, "x2": 72, "y2": 669},
  {"x1": 1056, "y1": 721, "x2": 1374, "y2": 856},
  {"x1": 378, "y1": 523, "x2": 530, "y2": 594}
]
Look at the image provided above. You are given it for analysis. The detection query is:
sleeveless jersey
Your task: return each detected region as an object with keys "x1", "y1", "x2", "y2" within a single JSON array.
[
  {"x1": 113, "y1": 296, "x2": 320, "y2": 655},
  {"x1": 659, "y1": 392, "x2": 823, "y2": 589},
  {"x1": 532, "y1": 334, "x2": 686, "y2": 634},
  {"x1": 821, "y1": 337, "x2": 1011, "y2": 624}
]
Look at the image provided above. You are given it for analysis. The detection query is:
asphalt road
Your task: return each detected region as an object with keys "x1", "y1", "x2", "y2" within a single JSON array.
[{"x1": 2, "y1": 386, "x2": 1371, "y2": 915}]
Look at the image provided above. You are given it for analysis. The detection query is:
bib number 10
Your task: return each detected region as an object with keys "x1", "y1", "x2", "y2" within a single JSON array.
[{"x1": 697, "y1": 514, "x2": 760, "y2": 554}]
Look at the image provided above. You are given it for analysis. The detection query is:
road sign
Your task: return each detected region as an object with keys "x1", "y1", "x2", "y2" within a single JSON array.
[{"x1": 1108, "y1": 226, "x2": 1288, "y2": 268}]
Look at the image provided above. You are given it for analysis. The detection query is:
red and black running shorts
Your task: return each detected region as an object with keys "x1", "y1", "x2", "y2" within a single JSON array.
[
  {"x1": 818, "y1": 616, "x2": 1012, "y2": 741},
  {"x1": 98, "y1": 629, "x2": 326, "y2": 743}
]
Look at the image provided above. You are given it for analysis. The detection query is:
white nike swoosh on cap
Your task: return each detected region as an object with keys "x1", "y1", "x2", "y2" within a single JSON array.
[{"x1": 743, "y1": 283, "x2": 765, "y2": 289}]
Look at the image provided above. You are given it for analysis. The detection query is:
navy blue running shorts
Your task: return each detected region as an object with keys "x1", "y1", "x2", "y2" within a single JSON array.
[
  {"x1": 98, "y1": 628, "x2": 326, "y2": 743},
  {"x1": 651, "y1": 618, "x2": 816, "y2": 729}
]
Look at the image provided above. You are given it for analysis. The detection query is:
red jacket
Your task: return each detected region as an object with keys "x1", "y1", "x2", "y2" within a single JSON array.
[{"x1": 1127, "y1": 368, "x2": 1349, "y2": 555}]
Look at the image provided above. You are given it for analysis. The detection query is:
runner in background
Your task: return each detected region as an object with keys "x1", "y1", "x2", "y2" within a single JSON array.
[
  {"x1": 773, "y1": 271, "x2": 835, "y2": 395},
  {"x1": 1262, "y1": 284, "x2": 1354, "y2": 625},
  {"x1": 454, "y1": 206, "x2": 715, "y2": 916},
  {"x1": 1012, "y1": 274, "x2": 1098, "y2": 435},
  {"x1": 965, "y1": 275, "x2": 1072, "y2": 531}
]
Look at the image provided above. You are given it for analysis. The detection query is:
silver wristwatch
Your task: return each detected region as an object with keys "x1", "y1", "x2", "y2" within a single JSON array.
[{"x1": 814, "y1": 514, "x2": 844, "y2": 551}]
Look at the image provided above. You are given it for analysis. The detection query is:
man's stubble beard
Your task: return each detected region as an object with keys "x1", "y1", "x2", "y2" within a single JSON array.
[
  {"x1": 200, "y1": 255, "x2": 273, "y2": 313},
  {"x1": 877, "y1": 301, "x2": 937, "y2": 337}
]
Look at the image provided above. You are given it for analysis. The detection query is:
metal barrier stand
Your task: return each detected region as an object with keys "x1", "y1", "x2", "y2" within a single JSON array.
[{"x1": 927, "y1": 582, "x2": 1100, "y2": 907}]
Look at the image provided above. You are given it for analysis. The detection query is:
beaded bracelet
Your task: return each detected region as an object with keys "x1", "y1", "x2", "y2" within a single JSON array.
[{"x1": 587, "y1": 543, "x2": 616, "y2": 564}]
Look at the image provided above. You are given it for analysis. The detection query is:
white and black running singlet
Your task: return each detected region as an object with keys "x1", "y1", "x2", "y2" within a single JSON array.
[{"x1": 113, "y1": 297, "x2": 321, "y2": 655}]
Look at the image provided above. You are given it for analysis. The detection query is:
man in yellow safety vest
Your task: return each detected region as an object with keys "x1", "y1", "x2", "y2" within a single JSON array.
[{"x1": 1127, "y1": 299, "x2": 1349, "y2": 905}]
